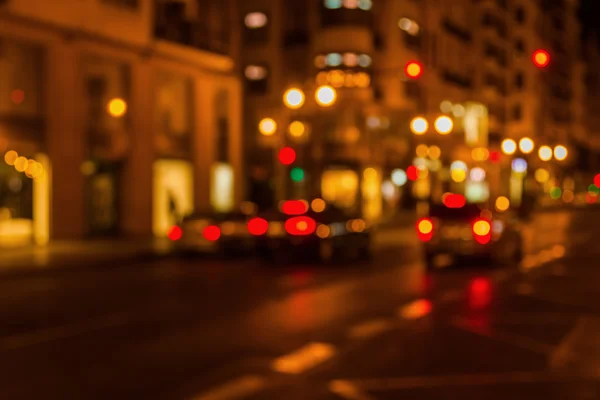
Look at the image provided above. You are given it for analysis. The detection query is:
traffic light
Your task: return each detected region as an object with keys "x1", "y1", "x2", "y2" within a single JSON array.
[
  {"x1": 533, "y1": 49, "x2": 550, "y2": 68},
  {"x1": 405, "y1": 61, "x2": 423, "y2": 79},
  {"x1": 290, "y1": 167, "x2": 305, "y2": 182},
  {"x1": 278, "y1": 147, "x2": 296, "y2": 165}
]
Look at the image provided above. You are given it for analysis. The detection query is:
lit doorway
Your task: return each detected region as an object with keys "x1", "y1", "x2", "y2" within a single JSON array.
[{"x1": 153, "y1": 159, "x2": 194, "y2": 237}]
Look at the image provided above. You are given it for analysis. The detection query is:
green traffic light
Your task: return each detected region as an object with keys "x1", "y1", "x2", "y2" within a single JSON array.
[{"x1": 290, "y1": 167, "x2": 304, "y2": 182}]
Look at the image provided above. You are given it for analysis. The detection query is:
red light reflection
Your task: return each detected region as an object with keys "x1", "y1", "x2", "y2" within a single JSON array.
[
  {"x1": 203, "y1": 225, "x2": 221, "y2": 241},
  {"x1": 469, "y1": 277, "x2": 492, "y2": 310},
  {"x1": 168, "y1": 226, "x2": 182, "y2": 241},
  {"x1": 248, "y1": 217, "x2": 269, "y2": 235}
]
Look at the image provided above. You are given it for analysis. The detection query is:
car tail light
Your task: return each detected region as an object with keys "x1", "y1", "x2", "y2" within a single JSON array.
[
  {"x1": 203, "y1": 225, "x2": 221, "y2": 241},
  {"x1": 472, "y1": 219, "x2": 491, "y2": 244},
  {"x1": 168, "y1": 226, "x2": 182, "y2": 241},
  {"x1": 281, "y1": 200, "x2": 308, "y2": 215},
  {"x1": 416, "y1": 218, "x2": 434, "y2": 242},
  {"x1": 248, "y1": 217, "x2": 269, "y2": 236},
  {"x1": 285, "y1": 216, "x2": 316, "y2": 236}
]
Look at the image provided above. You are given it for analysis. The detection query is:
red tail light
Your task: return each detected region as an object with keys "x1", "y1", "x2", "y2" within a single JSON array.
[
  {"x1": 416, "y1": 218, "x2": 434, "y2": 242},
  {"x1": 285, "y1": 216, "x2": 316, "y2": 236},
  {"x1": 443, "y1": 193, "x2": 466, "y2": 208},
  {"x1": 168, "y1": 226, "x2": 182, "y2": 241},
  {"x1": 472, "y1": 219, "x2": 491, "y2": 244},
  {"x1": 282, "y1": 200, "x2": 308, "y2": 215},
  {"x1": 203, "y1": 225, "x2": 221, "y2": 241},
  {"x1": 248, "y1": 217, "x2": 268, "y2": 236}
]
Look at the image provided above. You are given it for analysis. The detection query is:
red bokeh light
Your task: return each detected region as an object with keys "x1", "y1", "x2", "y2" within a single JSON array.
[
  {"x1": 533, "y1": 49, "x2": 550, "y2": 68},
  {"x1": 489, "y1": 151, "x2": 501, "y2": 163},
  {"x1": 10, "y1": 89, "x2": 25, "y2": 105},
  {"x1": 469, "y1": 277, "x2": 492, "y2": 309},
  {"x1": 587, "y1": 192, "x2": 598, "y2": 204},
  {"x1": 167, "y1": 226, "x2": 182, "y2": 241},
  {"x1": 282, "y1": 200, "x2": 308, "y2": 215},
  {"x1": 203, "y1": 225, "x2": 221, "y2": 241},
  {"x1": 247, "y1": 217, "x2": 269, "y2": 236},
  {"x1": 416, "y1": 217, "x2": 434, "y2": 242},
  {"x1": 444, "y1": 194, "x2": 466, "y2": 208},
  {"x1": 594, "y1": 174, "x2": 600, "y2": 188},
  {"x1": 405, "y1": 61, "x2": 423, "y2": 79},
  {"x1": 278, "y1": 147, "x2": 296, "y2": 165},
  {"x1": 285, "y1": 216, "x2": 316, "y2": 236},
  {"x1": 407, "y1": 166, "x2": 419, "y2": 181}
]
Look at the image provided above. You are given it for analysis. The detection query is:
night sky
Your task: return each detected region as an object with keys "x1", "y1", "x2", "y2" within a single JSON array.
[{"x1": 580, "y1": 0, "x2": 599, "y2": 39}]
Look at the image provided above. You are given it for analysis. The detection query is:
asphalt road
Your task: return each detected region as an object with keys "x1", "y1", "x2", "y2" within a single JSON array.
[{"x1": 1, "y1": 209, "x2": 600, "y2": 400}]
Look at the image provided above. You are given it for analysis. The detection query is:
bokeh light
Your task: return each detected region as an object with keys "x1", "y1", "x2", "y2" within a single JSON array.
[
  {"x1": 495, "y1": 196, "x2": 510, "y2": 212},
  {"x1": 519, "y1": 137, "x2": 534, "y2": 154},
  {"x1": 589, "y1": 184, "x2": 600, "y2": 195},
  {"x1": 554, "y1": 145, "x2": 568, "y2": 161},
  {"x1": 501, "y1": 139, "x2": 517, "y2": 155},
  {"x1": 562, "y1": 190, "x2": 574, "y2": 203},
  {"x1": 405, "y1": 61, "x2": 422, "y2": 79},
  {"x1": 315, "y1": 85, "x2": 337, "y2": 106},
  {"x1": 258, "y1": 118, "x2": 277, "y2": 136},
  {"x1": 535, "y1": 168, "x2": 550, "y2": 183},
  {"x1": 538, "y1": 145, "x2": 553, "y2": 161},
  {"x1": 415, "y1": 144, "x2": 428, "y2": 158},
  {"x1": 14, "y1": 156, "x2": 28, "y2": 172},
  {"x1": 283, "y1": 88, "x2": 305, "y2": 109},
  {"x1": 288, "y1": 121, "x2": 306, "y2": 138},
  {"x1": 391, "y1": 169, "x2": 407, "y2": 186},
  {"x1": 278, "y1": 147, "x2": 296, "y2": 165},
  {"x1": 311, "y1": 198, "x2": 326, "y2": 212},
  {"x1": 410, "y1": 117, "x2": 428, "y2": 135},
  {"x1": 107, "y1": 98, "x2": 127, "y2": 118},
  {"x1": 533, "y1": 49, "x2": 550, "y2": 68},
  {"x1": 470, "y1": 167, "x2": 486, "y2": 182},
  {"x1": 4, "y1": 150, "x2": 18, "y2": 165},
  {"x1": 549, "y1": 187, "x2": 562, "y2": 200},
  {"x1": 512, "y1": 158, "x2": 527, "y2": 173},
  {"x1": 407, "y1": 166, "x2": 419, "y2": 181},
  {"x1": 434, "y1": 116, "x2": 453, "y2": 135},
  {"x1": 450, "y1": 160, "x2": 467, "y2": 171},
  {"x1": 451, "y1": 168, "x2": 466, "y2": 183},
  {"x1": 471, "y1": 147, "x2": 489, "y2": 161},
  {"x1": 594, "y1": 174, "x2": 600, "y2": 188},
  {"x1": 429, "y1": 145, "x2": 441, "y2": 160},
  {"x1": 290, "y1": 167, "x2": 305, "y2": 182}
]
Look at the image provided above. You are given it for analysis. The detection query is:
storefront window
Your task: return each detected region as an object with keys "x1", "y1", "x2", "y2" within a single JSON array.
[{"x1": 155, "y1": 70, "x2": 192, "y2": 158}]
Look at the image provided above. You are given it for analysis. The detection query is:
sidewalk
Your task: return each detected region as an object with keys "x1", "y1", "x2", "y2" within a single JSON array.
[{"x1": 0, "y1": 238, "x2": 172, "y2": 276}]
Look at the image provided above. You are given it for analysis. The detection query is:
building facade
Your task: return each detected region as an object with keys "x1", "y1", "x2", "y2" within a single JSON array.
[
  {"x1": 238, "y1": 0, "x2": 588, "y2": 217},
  {"x1": 0, "y1": 0, "x2": 243, "y2": 247}
]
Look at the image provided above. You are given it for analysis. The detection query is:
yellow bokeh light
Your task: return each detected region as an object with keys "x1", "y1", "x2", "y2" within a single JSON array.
[
  {"x1": 315, "y1": 85, "x2": 337, "y2": 107},
  {"x1": 519, "y1": 137, "x2": 534, "y2": 154},
  {"x1": 4, "y1": 150, "x2": 18, "y2": 165},
  {"x1": 14, "y1": 156, "x2": 28, "y2": 172},
  {"x1": 451, "y1": 168, "x2": 466, "y2": 183},
  {"x1": 316, "y1": 71, "x2": 328, "y2": 85},
  {"x1": 283, "y1": 88, "x2": 305, "y2": 109},
  {"x1": 107, "y1": 98, "x2": 127, "y2": 118},
  {"x1": 418, "y1": 219, "x2": 433, "y2": 234},
  {"x1": 364, "y1": 167, "x2": 377, "y2": 180},
  {"x1": 554, "y1": 145, "x2": 568, "y2": 161},
  {"x1": 473, "y1": 220, "x2": 491, "y2": 235},
  {"x1": 501, "y1": 139, "x2": 517, "y2": 155},
  {"x1": 535, "y1": 168, "x2": 550, "y2": 183},
  {"x1": 416, "y1": 144, "x2": 429, "y2": 158},
  {"x1": 354, "y1": 72, "x2": 370, "y2": 88},
  {"x1": 434, "y1": 116, "x2": 453, "y2": 134},
  {"x1": 316, "y1": 224, "x2": 330, "y2": 238},
  {"x1": 495, "y1": 196, "x2": 510, "y2": 212},
  {"x1": 311, "y1": 198, "x2": 326, "y2": 212},
  {"x1": 328, "y1": 70, "x2": 345, "y2": 87},
  {"x1": 471, "y1": 147, "x2": 490, "y2": 161},
  {"x1": 410, "y1": 117, "x2": 428, "y2": 135},
  {"x1": 258, "y1": 118, "x2": 277, "y2": 136},
  {"x1": 538, "y1": 145, "x2": 553, "y2": 161},
  {"x1": 428, "y1": 145, "x2": 441, "y2": 160},
  {"x1": 289, "y1": 121, "x2": 306, "y2": 138},
  {"x1": 296, "y1": 220, "x2": 308, "y2": 231},
  {"x1": 562, "y1": 190, "x2": 574, "y2": 203}
]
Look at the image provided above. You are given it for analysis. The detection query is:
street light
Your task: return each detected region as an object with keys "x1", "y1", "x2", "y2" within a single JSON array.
[
  {"x1": 107, "y1": 98, "x2": 127, "y2": 118},
  {"x1": 501, "y1": 139, "x2": 517, "y2": 155},
  {"x1": 315, "y1": 85, "x2": 337, "y2": 107},
  {"x1": 288, "y1": 121, "x2": 306, "y2": 139},
  {"x1": 283, "y1": 88, "x2": 305, "y2": 109},
  {"x1": 533, "y1": 49, "x2": 550, "y2": 68},
  {"x1": 258, "y1": 117, "x2": 277, "y2": 136},
  {"x1": 554, "y1": 145, "x2": 568, "y2": 161},
  {"x1": 434, "y1": 116, "x2": 453, "y2": 135},
  {"x1": 410, "y1": 117, "x2": 428, "y2": 135},
  {"x1": 538, "y1": 145, "x2": 553, "y2": 161},
  {"x1": 519, "y1": 137, "x2": 534, "y2": 154}
]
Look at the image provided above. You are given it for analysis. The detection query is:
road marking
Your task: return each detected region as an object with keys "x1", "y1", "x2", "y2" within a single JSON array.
[
  {"x1": 190, "y1": 375, "x2": 266, "y2": 400},
  {"x1": 453, "y1": 317, "x2": 554, "y2": 355},
  {"x1": 329, "y1": 380, "x2": 375, "y2": 400},
  {"x1": 348, "y1": 319, "x2": 394, "y2": 339},
  {"x1": 340, "y1": 370, "x2": 600, "y2": 390},
  {"x1": 398, "y1": 299, "x2": 432, "y2": 320},
  {"x1": 271, "y1": 342, "x2": 336, "y2": 374},
  {"x1": 0, "y1": 312, "x2": 129, "y2": 351}
]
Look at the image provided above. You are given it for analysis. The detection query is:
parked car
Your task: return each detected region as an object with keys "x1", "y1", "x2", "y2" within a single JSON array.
[
  {"x1": 255, "y1": 200, "x2": 373, "y2": 264},
  {"x1": 418, "y1": 200, "x2": 523, "y2": 269},
  {"x1": 170, "y1": 206, "x2": 258, "y2": 256}
]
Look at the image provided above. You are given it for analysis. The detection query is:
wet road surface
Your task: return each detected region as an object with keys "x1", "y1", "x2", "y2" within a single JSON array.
[{"x1": 1, "y1": 209, "x2": 600, "y2": 399}]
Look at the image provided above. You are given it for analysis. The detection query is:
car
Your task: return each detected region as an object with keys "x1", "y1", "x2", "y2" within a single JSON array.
[
  {"x1": 418, "y1": 201, "x2": 523, "y2": 269},
  {"x1": 170, "y1": 208, "x2": 257, "y2": 256},
  {"x1": 255, "y1": 200, "x2": 373, "y2": 264}
]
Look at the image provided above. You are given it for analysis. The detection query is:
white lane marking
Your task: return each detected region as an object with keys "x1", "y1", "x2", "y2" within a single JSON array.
[
  {"x1": 329, "y1": 380, "x2": 375, "y2": 400},
  {"x1": 398, "y1": 299, "x2": 432, "y2": 320},
  {"x1": 0, "y1": 312, "x2": 129, "y2": 351},
  {"x1": 341, "y1": 370, "x2": 600, "y2": 390},
  {"x1": 452, "y1": 317, "x2": 554, "y2": 355},
  {"x1": 190, "y1": 375, "x2": 266, "y2": 400},
  {"x1": 272, "y1": 342, "x2": 336, "y2": 374},
  {"x1": 348, "y1": 319, "x2": 394, "y2": 340}
]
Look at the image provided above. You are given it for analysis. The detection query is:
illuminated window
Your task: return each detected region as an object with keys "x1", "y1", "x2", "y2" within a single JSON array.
[
  {"x1": 325, "y1": 0, "x2": 343, "y2": 8},
  {"x1": 326, "y1": 53, "x2": 343, "y2": 67},
  {"x1": 245, "y1": 12, "x2": 268, "y2": 28},
  {"x1": 244, "y1": 65, "x2": 267, "y2": 80},
  {"x1": 343, "y1": 53, "x2": 358, "y2": 66},
  {"x1": 358, "y1": 54, "x2": 372, "y2": 67}
]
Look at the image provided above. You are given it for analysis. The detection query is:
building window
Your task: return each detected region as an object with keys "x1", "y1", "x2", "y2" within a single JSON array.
[
  {"x1": 514, "y1": 72, "x2": 524, "y2": 89},
  {"x1": 244, "y1": 12, "x2": 269, "y2": 44},
  {"x1": 515, "y1": 39, "x2": 525, "y2": 54},
  {"x1": 515, "y1": 7, "x2": 525, "y2": 23},
  {"x1": 215, "y1": 90, "x2": 229, "y2": 163},
  {"x1": 245, "y1": 65, "x2": 269, "y2": 94},
  {"x1": 512, "y1": 104, "x2": 522, "y2": 120}
]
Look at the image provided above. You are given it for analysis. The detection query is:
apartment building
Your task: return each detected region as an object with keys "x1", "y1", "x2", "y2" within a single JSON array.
[{"x1": 0, "y1": 0, "x2": 243, "y2": 246}]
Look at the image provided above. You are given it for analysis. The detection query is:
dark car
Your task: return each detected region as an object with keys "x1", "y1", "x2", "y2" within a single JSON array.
[
  {"x1": 171, "y1": 208, "x2": 257, "y2": 255},
  {"x1": 256, "y1": 201, "x2": 373, "y2": 264},
  {"x1": 418, "y1": 202, "x2": 523, "y2": 269}
]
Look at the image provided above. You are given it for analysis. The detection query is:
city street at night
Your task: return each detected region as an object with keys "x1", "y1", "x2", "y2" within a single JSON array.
[{"x1": 1, "y1": 208, "x2": 600, "y2": 400}]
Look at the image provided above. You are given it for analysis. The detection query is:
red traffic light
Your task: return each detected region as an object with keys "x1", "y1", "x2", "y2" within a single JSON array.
[
  {"x1": 594, "y1": 174, "x2": 600, "y2": 188},
  {"x1": 278, "y1": 147, "x2": 296, "y2": 165},
  {"x1": 405, "y1": 61, "x2": 422, "y2": 79},
  {"x1": 407, "y1": 166, "x2": 419, "y2": 181},
  {"x1": 533, "y1": 49, "x2": 550, "y2": 68}
]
